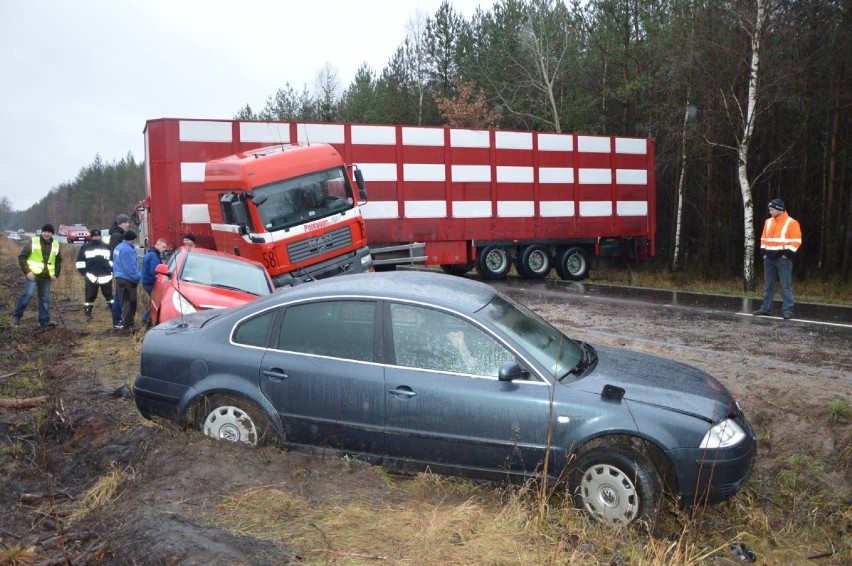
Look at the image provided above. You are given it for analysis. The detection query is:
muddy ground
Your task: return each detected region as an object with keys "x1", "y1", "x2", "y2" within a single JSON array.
[{"x1": 1, "y1": 238, "x2": 850, "y2": 565}]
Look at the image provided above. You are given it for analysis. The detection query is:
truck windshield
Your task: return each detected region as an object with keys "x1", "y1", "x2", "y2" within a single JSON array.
[{"x1": 252, "y1": 167, "x2": 355, "y2": 232}]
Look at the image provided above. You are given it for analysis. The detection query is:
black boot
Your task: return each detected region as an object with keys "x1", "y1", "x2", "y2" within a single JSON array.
[{"x1": 84, "y1": 306, "x2": 93, "y2": 319}]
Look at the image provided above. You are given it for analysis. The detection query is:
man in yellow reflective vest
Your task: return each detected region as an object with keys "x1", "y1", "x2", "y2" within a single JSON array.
[
  {"x1": 752, "y1": 198, "x2": 802, "y2": 320},
  {"x1": 13, "y1": 224, "x2": 62, "y2": 328}
]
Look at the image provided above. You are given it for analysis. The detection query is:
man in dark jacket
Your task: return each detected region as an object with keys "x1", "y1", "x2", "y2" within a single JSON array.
[
  {"x1": 13, "y1": 224, "x2": 62, "y2": 327},
  {"x1": 113, "y1": 229, "x2": 142, "y2": 331},
  {"x1": 108, "y1": 213, "x2": 132, "y2": 327},
  {"x1": 75, "y1": 229, "x2": 114, "y2": 320}
]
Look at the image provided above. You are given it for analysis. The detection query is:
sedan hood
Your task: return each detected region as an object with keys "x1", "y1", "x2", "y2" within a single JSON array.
[
  {"x1": 577, "y1": 344, "x2": 733, "y2": 422},
  {"x1": 173, "y1": 281, "x2": 262, "y2": 310}
]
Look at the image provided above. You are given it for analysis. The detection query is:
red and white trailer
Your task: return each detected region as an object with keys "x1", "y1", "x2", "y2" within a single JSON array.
[
  {"x1": 350, "y1": 123, "x2": 656, "y2": 280},
  {"x1": 142, "y1": 118, "x2": 655, "y2": 283}
]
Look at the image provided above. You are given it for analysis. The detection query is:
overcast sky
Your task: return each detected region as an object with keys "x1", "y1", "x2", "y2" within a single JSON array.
[{"x1": 0, "y1": 0, "x2": 484, "y2": 212}]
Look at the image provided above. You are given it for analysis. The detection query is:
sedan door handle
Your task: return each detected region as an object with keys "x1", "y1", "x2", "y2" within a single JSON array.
[
  {"x1": 388, "y1": 386, "x2": 415, "y2": 398},
  {"x1": 263, "y1": 368, "x2": 288, "y2": 381}
]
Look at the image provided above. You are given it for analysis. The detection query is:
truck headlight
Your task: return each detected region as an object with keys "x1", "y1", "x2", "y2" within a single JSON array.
[
  {"x1": 360, "y1": 254, "x2": 373, "y2": 268},
  {"x1": 699, "y1": 418, "x2": 746, "y2": 449}
]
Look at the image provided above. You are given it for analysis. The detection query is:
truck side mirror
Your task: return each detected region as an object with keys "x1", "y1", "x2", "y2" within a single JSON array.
[
  {"x1": 220, "y1": 192, "x2": 249, "y2": 226},
  {"x1": 353, "y1": 168, "x2": 368, "y2": 202},
  {"x1": 248, "y1": 192, "x2": 267, "y2": 206}
]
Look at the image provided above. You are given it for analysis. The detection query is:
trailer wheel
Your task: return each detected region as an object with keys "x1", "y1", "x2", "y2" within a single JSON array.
[
  {"x1": 555, "y1": 247, "x2": 590, "y2": 281},
  {"x1": 516, "y1": 245, "x2": 552, "y2": 279},
  {"x1": 440, "y1": 263, "x2": 473, "y2": 276},
  {"x1": 475, "y1": 246, "x2": 511, "y2": 280}
]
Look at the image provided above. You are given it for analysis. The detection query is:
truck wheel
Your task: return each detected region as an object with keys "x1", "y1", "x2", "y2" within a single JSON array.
[
  {"x1": 569, "y1": 445, "x2": 662, "y2": 527},
  {"x1": 440, "y1": 263, "x2": 473, "y2": 276},
  {"x1": 475, "y1": 246, "x2": 511, "y2": 280},
  {"x1": 516, "y1": 245, "x2": 551, "y2": 279},
  {"x1": 555, "y1": 247, "x2": 590, "y2": 281},
  {"x1": 198, "y1": 394, "x2": 274, "y2": 447}
]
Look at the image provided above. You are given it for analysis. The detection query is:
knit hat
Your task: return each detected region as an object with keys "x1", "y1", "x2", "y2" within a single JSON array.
[
  {"x1": 41, "y1": 224, "x2": 54, "y2": 234},
  {"x1": 768, "y1": 198, "x2": 785, "y2": 211},
  {"x1": 183, "y1": 233, "x2": 196, "y2": 243},
  {"x1": 123, "y1": 229, "x2": 138, "y2": 241},
  {"x1": 116, "y1": 213, "x2": 131, "y2": 224}
]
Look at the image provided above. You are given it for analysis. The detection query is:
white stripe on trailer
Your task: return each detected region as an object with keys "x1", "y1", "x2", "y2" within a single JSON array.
[
  {"x1": 240, "y1": 122, "x2": 291, "y2": 144},
  {"x1": 179, "y1": 120, "x2": 232, "y2": 142}
]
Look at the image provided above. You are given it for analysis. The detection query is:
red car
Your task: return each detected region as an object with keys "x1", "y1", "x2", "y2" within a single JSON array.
[
  {"x1": 148, "y1": 247, "x2": 275, "y2": 326},
  {"x1": 67, "y1": 224, "x2": 91, "y2": 243}
]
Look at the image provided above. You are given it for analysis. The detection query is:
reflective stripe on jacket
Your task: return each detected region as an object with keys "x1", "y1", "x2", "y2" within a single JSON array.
[
  {"x1": 76, "y1": 242, "x2": 113, "y2": 283},
  {"x1": 760, "y1": 212, "x2": 802, "y2": 254},
  {"x1": 27, "y1": 237, "x2": 59, "y2": 277}
]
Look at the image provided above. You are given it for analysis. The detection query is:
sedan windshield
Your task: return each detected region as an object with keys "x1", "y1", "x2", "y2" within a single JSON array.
[
  {"x1": 480, "y1": 295, "x2": 582, "y2": 379},
  {"x1": 253, "y1": 167, "x2": 354, "y2": 232},
  {"x1": 179, "y1": 253, "x2": 273, "y2": 296}
]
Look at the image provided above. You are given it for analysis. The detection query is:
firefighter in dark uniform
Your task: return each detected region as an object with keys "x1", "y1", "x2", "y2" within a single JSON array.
[{"x1": 75, "y1": 228, "x2": 114, "y2": 319}]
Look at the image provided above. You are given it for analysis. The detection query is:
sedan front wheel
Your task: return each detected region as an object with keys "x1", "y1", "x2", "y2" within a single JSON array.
[{"x1": 570, "y1": 446, "x2": 662, "y2": 527}]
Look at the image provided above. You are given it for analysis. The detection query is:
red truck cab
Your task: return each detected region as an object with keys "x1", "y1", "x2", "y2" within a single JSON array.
[{"x1": 205, "y1": 143, "x2": 371, "y2": 286}]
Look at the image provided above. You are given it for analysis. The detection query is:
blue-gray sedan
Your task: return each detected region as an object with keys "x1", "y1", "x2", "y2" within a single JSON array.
[{"x1": 133, "y1": 271, "x2": 756, "y2": 526}]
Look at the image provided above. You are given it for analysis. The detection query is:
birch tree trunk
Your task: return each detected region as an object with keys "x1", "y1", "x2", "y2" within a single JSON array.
[
  {"x1": 671, "y1": 94, "x2": 691, "y2": 273},
  {"x1": 737, "y1": 0, "x2": 767, "y2": 292}
]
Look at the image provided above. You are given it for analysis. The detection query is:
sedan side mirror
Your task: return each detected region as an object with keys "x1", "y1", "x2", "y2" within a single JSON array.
[
  {"x1": 498, "y1": 361, "x2": 527, "y2": 382},
  {"x1": 155, "y1": 263, "x2": 171, "y2": 276}
]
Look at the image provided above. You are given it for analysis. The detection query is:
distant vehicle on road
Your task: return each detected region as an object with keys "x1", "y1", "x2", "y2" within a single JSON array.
[{"x1": 67, "y1": 224, "x2": 91, "y2": 244}]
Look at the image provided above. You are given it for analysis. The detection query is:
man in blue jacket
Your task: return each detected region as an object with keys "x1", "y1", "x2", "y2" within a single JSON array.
[
  {"x1": 141, "y1": 238, "x2": 168, "y2": 324},
  {"x1": 113, "y1": 229, "x2": 142, "y2": 331}
]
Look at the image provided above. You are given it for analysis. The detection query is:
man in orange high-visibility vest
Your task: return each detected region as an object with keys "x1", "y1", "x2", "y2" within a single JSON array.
[{"x1": 752, "y1": 198, "x2": 802, "y2": 320}]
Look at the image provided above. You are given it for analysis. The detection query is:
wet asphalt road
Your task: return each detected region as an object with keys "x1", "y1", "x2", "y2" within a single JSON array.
[{"x1": 489, "y1": 277, "x2": 852, "y2": 329}]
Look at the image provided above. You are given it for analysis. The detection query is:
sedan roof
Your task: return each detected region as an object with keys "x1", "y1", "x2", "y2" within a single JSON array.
[{"x1": 267, "y1": 271, "x2": 497, "y2": 314}]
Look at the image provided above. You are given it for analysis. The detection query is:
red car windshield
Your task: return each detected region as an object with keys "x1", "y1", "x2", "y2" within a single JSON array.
[{"x1": 179, "y1": 253, "x2": 273, "y2": 296}]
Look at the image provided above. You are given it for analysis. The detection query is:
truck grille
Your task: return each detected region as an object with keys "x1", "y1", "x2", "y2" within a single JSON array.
[{"x1": 287, "y1": 226, "x2": 353, "y2": 264}]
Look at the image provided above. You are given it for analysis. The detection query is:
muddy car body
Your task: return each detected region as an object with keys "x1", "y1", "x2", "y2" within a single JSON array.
[{"x1": 134, "y1": 271, "x2": 756, "y2": 525}]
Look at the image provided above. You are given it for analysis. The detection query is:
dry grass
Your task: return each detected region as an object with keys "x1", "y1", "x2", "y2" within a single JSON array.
[
  {"x1": 208, "y1": 469, "x2": 852, "y2": 565},
  {"x1": 67, "y1": 461, "x2": 135, "y2": 525},
  {"x1": 0, "y1": 545, "x2": 36, "y2": 566}
]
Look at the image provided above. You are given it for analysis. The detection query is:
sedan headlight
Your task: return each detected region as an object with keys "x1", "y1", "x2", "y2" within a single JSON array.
[
  {"x1": 699, "y1": 418, "x2": 746, "y2": 449},
  {"x1": 171, "y1": 291, "x2": 197, "y2": 315}
]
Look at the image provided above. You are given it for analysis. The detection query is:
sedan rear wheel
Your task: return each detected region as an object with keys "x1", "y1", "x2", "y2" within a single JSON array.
[
  {"x1": 200, "y1": 395, "x2": 273, "y2": 447},
  {"x1": 570, "y1": 446, "x2": 662, "y2": 527}
]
